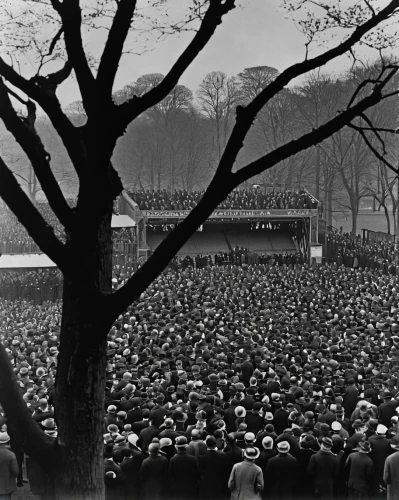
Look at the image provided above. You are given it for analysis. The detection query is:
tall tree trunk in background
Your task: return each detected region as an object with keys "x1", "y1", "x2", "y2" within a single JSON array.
[
  {"x1": 327, "y1": 186, "x2": 333, "y2": 227},
  {"x1": 384, "y1": 204, "x2": 391, "y2": 234},
  {"x1": 351, "y1": 198, "x2": 358, "y2": 235},
  {"x1": 315, "y1": 147, "x2": 320, "y2": 200}
]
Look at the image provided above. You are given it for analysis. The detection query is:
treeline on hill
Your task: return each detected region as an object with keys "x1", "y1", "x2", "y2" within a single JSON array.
[{"x1": 1, "y1": 62, "x2": 398, "y2": 234}]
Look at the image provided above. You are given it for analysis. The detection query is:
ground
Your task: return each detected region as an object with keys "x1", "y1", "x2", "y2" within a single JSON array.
[
  {"x1": 13, "y1": 486, "x2": 34, "y2": 500},
  {"x1": 333, "y1": 210, "x2": 394, "y2": 235}
]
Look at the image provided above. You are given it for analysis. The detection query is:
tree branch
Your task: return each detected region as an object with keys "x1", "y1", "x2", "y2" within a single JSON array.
[
  {"x1": 0, "y1": 344, "x2": 58, "y2": 471},
  {"x1": 97, "y1": 0, "x2": 137, "y2": 100},
  {"x1": 114, "y1": 0, "x2": 236, "y2": 135},
  {"x1": 56, "y1": 1, "x2": 97, "y2": 115},
  {"x1": 233, "y1": 80, "x2": 398, "y2": 186},
  {"x1": 0, "y1": 79, "x2": 74, "y2": 232},
  {"x1": 38, "y1": 60, "x2": 73, "y2": 89},
  {"x1": 104, "y1": 172, "x2": 236, "y2": 320},
  {"x1": 0, "y1": 57, "x2": 86, "y2": 178},
  {"x1": 0, "y1": 154, "x2": 70, "y2": 271},
  {"x1": 348, "y1": 122, "x2": 399, "y2": 174},
  {"x1": 142, "y1": 0, "x2": 399, "y2": 191},
  {"x1": 44, "y1": 26, "x2": 64, "y2": 59}
]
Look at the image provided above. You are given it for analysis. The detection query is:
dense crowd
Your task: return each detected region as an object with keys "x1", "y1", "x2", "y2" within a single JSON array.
[
  {"x1": 171, "y1": 250, "x2": 305, "y2": 271},
  {"x1": 1, "y1": 259, "x2": 399, "y2": 499},
  {"x1": 326, "y1": 230, "x2": 396, "y2": 274},
  {"x1": 128, "y1": 188, "x2": 318, "y2": 211},
  {"x1": 0, "y1": 269, "x2": 62, "y2": 302},
  {"x1": 0, "y1": 203, "x2": 66, "y2": 254},
  {"x1": 0, "y1": 205, "x2": 136, "y2": 264}
]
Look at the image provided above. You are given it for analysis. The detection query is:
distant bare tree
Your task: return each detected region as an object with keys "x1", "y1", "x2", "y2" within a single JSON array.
[
  {"x1": 238, "y1": 66, "x2": 279, "y2": 101},
  {"x1": 197, "y1": 71, "x2": 241, "y2": 162}
]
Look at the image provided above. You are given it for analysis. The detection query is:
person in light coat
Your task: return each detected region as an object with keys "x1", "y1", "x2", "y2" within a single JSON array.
[
  {"x1": 383, "y1": 436, "x2": 399, "y2": 500},
  {"x1": 0, "y1": 432, "x2": 19, "y2": 500},
  {"x1": 228, "y1": 447, "x2": 264, "y2": 500}
]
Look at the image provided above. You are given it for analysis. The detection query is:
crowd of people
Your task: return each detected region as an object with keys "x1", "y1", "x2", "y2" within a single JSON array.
[
  {"x1": 1, "y1": 258, "x2": 399, "y2": 499},
  {"x1": 0, "y1": 269, "x2": 62, "y2": 302},
  {"x1": 326, "y1": 230, "x2": 396, "y2": 275},
  {"x1": 128, "y1": 188, "x2": 318, "y2": 211},
  {"x1": 0, "y1": 204, "x2": 136, "y2": 270},
  {"x1": 0, "y1": 203, "x2": 66, "y2": 254},
  {"x1": 171, "y1": 250, "x2": 306, "y2": 271}
]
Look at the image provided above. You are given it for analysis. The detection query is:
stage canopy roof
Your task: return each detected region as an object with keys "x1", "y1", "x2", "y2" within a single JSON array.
[{"x1": 111, "y1": 214, "x2": 136, "y2": 228}]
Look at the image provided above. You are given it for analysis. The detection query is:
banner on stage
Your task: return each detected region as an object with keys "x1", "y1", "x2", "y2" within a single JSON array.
[{"x1": 142, "y1": 209, "x2": 317, "y2": 219}]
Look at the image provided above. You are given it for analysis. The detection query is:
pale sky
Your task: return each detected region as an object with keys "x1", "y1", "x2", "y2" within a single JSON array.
[{"x1": 54, "y1": 0, "x2": 392, "y2": 107}]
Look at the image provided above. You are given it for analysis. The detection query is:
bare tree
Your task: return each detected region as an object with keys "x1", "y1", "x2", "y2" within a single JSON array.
[
  {"x1": 246, "y1": 88, "x2": 309, "y2": 188},
  {"x1": 197, "y1": 71, "x2": 241, "y2": 162},
  {"x1": 0, "y1": 1, "x2": 398, "y2": 498},
  {"x1": 238, "y1": 66, "x2": 279, "y2": 101},
  {"x1": 294, "y1": 71, "x2": 344, "y2": 200}
]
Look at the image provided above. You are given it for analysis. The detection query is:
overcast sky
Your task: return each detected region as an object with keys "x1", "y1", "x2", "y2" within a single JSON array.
[{"x1": 54, "y1": 0, "x2": 388, "y2": 107}]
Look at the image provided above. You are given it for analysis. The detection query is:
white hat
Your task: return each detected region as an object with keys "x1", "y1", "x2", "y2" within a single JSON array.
[
  {"x1": 127, "y1": 433, "x2": 139, "y2": 446},
  {"x1": 244, "y1": 447, "x2": 260, "y2": 460},
  {"x1": 331, "y1": 421, "x2": 342, "y2": 432},
  {"x1": 262, "y1": 436, "x2": 273, "y2": 449},
  {"x1": 376, "y1": 424, "x2": 388, "y2": 435},
  {"x1": 0, "y1": 432, "x2": 10, "y2": 444},
  {"x1": 277, "y1": 441, "x2": 290, "y2": 453}
]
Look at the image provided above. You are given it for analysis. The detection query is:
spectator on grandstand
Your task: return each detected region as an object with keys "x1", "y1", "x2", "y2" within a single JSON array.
[{"x1": 128, "y1": 188, "x2": 317, "y2": 211}]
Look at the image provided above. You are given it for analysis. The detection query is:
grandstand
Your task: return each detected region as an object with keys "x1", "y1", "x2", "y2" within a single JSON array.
[
  {"x1": 0, "y1": 188, "x2": 320, "y2": 264},
  {"x1": 130, "y1": 188, "x2": 320, "y2": 260}
]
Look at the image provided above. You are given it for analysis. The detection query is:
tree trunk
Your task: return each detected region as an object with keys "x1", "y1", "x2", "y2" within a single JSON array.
[
  {"x1": 52, "y1": 208, "x2": 114, "y2": 500},
  {"x1": 53, "y1": 285, "x2": 108, "y2": 500},
  {"x1": 351, "y1": 202, "x2": 358, "y2": 235},
  {"x1": 384, "y1": 204, "x2": 391, "y2": 234},
  {"x1": 315, "y1": 147, "x2": 320, "y2": 200},
  {"x1": 326, "y1": 187, "x2": 333, "y2": 227}
]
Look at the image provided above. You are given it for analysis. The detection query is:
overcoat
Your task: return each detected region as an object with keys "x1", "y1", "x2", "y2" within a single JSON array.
[
  {"x1": 0, "y1": 447, "x2": 18, "y2": 496},
  {"x1": 384, "y1": 451, "x2": 399, "y2": 500},
  {"x1": 228, "y1": 460, "x2": 264, "y2": 500},
  {"x1": 307, "y1": 449, "x2": 339, "y2": 500},
  {"x1": 140, "y1": 454, "x2": 169, "y2": 500},
  {"x1": 345, "y1": 452, "x2": 375, "y2": 496},
  {"x1": 265, "y1": 453, "x2": 297, "y2": 499},
  {"x1": 169, "y1": 451, "x2": 201, "y2": 500},
  {"x1": 198, "y1": 449, "x2": 230, "y2": 500},
  {"x1": 368, "y1": 434, "x2": 392, "y2": 486}
]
